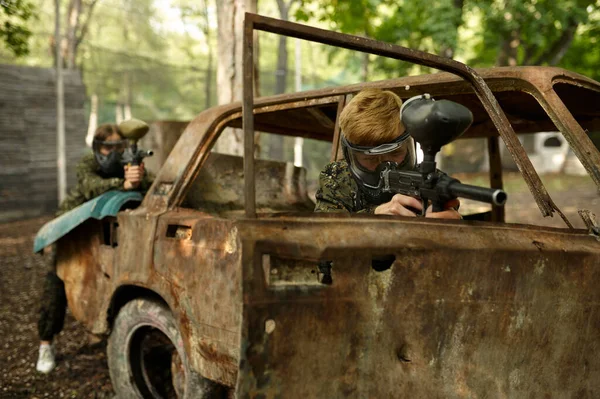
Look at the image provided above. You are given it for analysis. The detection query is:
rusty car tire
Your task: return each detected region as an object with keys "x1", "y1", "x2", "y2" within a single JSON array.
[{"x1": 108, "y1": 298, "x2": 224, "y2": 398}]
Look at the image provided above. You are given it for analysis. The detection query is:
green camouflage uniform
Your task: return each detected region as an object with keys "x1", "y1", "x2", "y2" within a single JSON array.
[
  {"x1": 315, "y1": 161, "x2": 396, "y2": 280},
  {"x1": 314, "y1": 160, "x2": 378, "y2": 214},
  {"x1": 39, "y1": 152, "x2": 154, "y2": 342},
  {"x1": 57, "y1": 152, "x2": 154, "y2": 215},
  {"x1": 314, "y1": 160, "x2": 378, "y2": 284}
]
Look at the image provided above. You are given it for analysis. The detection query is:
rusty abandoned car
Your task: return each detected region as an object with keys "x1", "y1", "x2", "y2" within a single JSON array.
[{"x1": 34, "y1": 14, "x2": 600, "y2": 398}]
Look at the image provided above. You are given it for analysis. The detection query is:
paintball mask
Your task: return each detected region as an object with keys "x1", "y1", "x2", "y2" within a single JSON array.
[
  {"x1": 93, "y1": 138, "x2": 128, "y2": 178},
  {"x1": 342, "y1": 130, "x2": 416, "y2": 205}
]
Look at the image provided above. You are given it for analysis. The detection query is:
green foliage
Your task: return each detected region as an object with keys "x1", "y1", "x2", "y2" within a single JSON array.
[
  {"x1": 0, "y1": 0, "x2": 36, "y2": 56},
  {"x1": 81, "y1": 0, "x2": 212, "y2": 122},
  {"x1": 3, "y1": 0, "x2": 600, "y2": 130},
  {"x1": 560, "y1": 5, "x2": 600, "y2": 80},
  {"x1": 293, "y1": 0, "x2": 467, "y2": 78},
  {"x1": 295, "y1": 0, "x2": 600, "y2": 77},
  {"x1": 471, "y1": 0, "x2": 596, "y2": 66}
]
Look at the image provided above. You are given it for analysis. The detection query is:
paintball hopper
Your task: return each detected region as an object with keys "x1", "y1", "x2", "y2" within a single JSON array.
[
  {"x1": 401, "y1": 94, "x2": 473, "y2": 155},
  {"x1": 119, "y1": 118, "x2": 150, "y2": 142},
  {"x1": 118, "y1": 118, "x2": 153, "y2": 166}
]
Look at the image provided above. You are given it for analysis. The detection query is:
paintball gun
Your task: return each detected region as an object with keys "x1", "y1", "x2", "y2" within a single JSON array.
[
  {"x1": 382, "y1": 94, "x2": 507, "y2": 215},
  {"x1": 118, "y1": 118, "x2": 154, "y2": 166}
]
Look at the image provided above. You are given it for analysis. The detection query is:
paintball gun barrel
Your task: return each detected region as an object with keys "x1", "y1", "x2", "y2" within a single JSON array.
[
  {"x1": 390, "y1": 94, "x2": 507, "y2": 215},
  {"x1": 381, "y1": 168, "x2": 507, "y2": 213}
]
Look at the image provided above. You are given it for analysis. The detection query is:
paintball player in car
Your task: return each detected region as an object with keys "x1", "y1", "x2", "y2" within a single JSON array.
[
  {"x1": 315, "y1": 88, "x2": 461, "y2": 219},
  {"x1": 36, "y1": 123, "x2": 154, "y2": 374}
]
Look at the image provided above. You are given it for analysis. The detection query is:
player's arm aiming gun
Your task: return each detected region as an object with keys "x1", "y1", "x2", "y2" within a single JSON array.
[
  {"x1": 118, "y1": 118, "x2": 154, "y2": 167},
  {"x1": 380, "y1": 94, "x2": 507, "y2": 215}
]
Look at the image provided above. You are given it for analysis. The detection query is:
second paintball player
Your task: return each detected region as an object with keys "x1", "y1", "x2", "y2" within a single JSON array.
[{"x1": 36, "y1": 122, "x2": 154, "y2": 374}]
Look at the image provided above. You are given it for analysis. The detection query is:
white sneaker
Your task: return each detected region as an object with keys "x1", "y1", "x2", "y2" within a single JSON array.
[{"x1": 36, "y1": 344, "x2": 56, "y2": 374}]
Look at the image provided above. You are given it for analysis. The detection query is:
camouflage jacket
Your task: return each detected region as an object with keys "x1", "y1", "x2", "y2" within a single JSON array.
[
  {"x1": 57, "y1": 152, "x2": 154, "y2": 215},
  {"x1": 314, "y1": 160, "x2": 377, "y2": 214}
]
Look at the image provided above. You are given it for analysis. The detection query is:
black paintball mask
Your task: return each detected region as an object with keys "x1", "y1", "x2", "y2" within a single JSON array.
[
  {"x1": 342, "y1": 129, "x2": 416, "y2": 205},
  {"x1": 93, "y1": 138, "x2": 128, "y2": 178}
]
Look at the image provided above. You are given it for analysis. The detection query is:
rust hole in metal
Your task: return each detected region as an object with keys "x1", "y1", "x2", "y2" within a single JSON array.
[
  {"x1": 166, "y1": 224, "x2": 192, "y2": 240},
  {"x1": 317, "y1": 261, "x2": 333, "y2": 285},
  {"x1": 397, "y1": 345, "x2": 411, "y2": 363},
  {"x1": 154, "y1": 182, "x2": 173, "y2": 196},
  {"x1": 265, "y1": 319, "x2": 276, "y2": 334},
  {"x1": 102, "y1": 221, "x2": 119, "y2": 247},
  {"x1": 372, "y1": 254, "x2": 396, "y2": 272},
  {"x1": 102, "y1": 221, "x2": 111, "y2": 246}
]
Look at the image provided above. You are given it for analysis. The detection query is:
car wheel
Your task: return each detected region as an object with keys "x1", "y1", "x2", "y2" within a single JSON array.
[{"x1": 108, "y1": 298, "x2": 224, "y2": 398}]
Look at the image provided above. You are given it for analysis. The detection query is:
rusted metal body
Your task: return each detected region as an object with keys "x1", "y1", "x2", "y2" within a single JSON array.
[
  {"x1": 56, "y1": 219, "x2": 114, "y2": 333},
  {"x1": 53, "y1": 13, "x2": 600, "y2": 398},
  {"x1": 236, "y1": 218, "x2": 600, "y2": 397}
]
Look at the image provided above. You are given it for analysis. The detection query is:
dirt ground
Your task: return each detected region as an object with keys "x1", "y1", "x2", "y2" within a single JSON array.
[
  {"x1": 0, "y1": 217, "x2": 113, "y2": 399},
  {"x1": 0, "y1": 173, "x2": 598, "y2": 398}
]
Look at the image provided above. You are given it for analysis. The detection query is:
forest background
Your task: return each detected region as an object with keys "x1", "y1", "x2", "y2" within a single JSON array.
[{"x1": 1, "y1": 0, "x2": 599, "y2": 178}]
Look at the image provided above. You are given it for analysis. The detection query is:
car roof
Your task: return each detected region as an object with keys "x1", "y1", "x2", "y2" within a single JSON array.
[{"x1": 224, "y1": 66, "x2": 600, "y2": 141}]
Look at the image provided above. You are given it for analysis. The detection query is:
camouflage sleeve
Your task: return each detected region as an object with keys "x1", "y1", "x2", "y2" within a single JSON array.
[
  {"x1": 76, "y1": 153, "x2": 124, "y2": 201},
  {"x1": 314, "y1": 178, "x2": 349, "y2": 212},
  {"x1": 314, "y1": 161, "x2": 377, "y2": 214},
  {"x1": 314, "y1": 162, "x2": 356, "y2": 213}
]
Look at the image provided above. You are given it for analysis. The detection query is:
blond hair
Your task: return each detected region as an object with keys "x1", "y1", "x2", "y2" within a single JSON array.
[{"x1": 339, "y1": 89, "x2": 404, "y2": 146}]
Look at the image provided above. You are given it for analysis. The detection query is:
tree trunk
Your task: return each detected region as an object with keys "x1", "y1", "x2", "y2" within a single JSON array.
[
  {"x1": 53, "y1": 0, "x2": 98, "y2": 69},
  {"x1": 215, "y1": 0, "x2": 257, "y2": 156},
  {"x1": 205, "y1": 49, "x2": 213, "y2": 109},
  {"x1": 203, "y1": 0, "x2": 213, "y2": 109},
  {"x1": 268, "y1": 0, "x2": 293, "y2": 160},
  {"x1": 86, "y1": 93, "x2": 98, "y2": 147},
  {"x1": 293, "y1": 38, "x2": 303, "y2": 167},
  {"x1": 55, "y1": 0, "x2": 67, "y2": 203},
  {"x1": 275, "y1": 0, "x2": 290, "y2": 95},
  {"x1": 522, "y1": 45, "x2": 537, "y2": 65},
  {"x1": 124, "y1": 103, "x2": 132, "y2": 120},
  {"x1": 496, "y1": 29, "x2": 520, "y2": 66},
  {"x1": 116, "y1": 104, "x2": 123, "y2": 124},
  {"x1": 253, "y1": 0, "x2": 261, "y2": 98},
  {"x1": 308, "y1": 42, "x2": 317, "y2": 88},
  {"x1": 74, "y1": 0, "x2": 99, "y2": 56},
  {"x1": 534, "y1": 19, "x2": 578, "y2": 66},
  {"x1": 65, "y1": 0, "x2": 82, "y2": 69},
  {"x1": 361, "y1": 52, "x2": 369, "y2": 82}
]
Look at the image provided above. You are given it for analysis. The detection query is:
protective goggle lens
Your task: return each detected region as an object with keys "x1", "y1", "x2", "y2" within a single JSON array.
[
  {"x1": 94, "y1": 139, "x2": 127, "y2": 153},
  {"x1": 352, "y1": 144, "x2": 410, "y2": 172}
]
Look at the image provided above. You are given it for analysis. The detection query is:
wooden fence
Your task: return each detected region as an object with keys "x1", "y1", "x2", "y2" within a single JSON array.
[{"x1": 0, "y1": 64, "x2": 87, "y2": 223}]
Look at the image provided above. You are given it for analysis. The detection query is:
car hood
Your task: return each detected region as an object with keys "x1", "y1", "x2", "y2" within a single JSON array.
[{"x1": 33, "y1": 190, "x2": 143, "y2": 253}]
